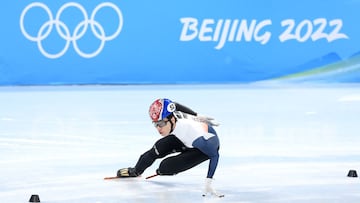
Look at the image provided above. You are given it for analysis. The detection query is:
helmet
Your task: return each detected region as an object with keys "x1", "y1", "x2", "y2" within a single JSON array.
[{"x1": 149, "y1": 98, "x2": 176, "y2": 122}]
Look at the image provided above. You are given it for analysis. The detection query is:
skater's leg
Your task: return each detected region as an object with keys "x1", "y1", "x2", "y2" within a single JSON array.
[
  {"x1": 134, "y1": 135, "x2": 186, "y2": 174},
  {"x1": 157, "y1": 148, "x2": 208, "y2": 175}
]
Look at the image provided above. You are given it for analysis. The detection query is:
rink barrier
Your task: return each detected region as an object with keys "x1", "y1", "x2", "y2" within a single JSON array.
[{"x1": 1, "y1": 0, "x2": 360, "y2": 85}]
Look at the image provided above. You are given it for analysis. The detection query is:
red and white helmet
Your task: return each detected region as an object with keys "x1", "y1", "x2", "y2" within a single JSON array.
[{"x1": 149, "y1": 98, "x2": 176, "y2": 122}]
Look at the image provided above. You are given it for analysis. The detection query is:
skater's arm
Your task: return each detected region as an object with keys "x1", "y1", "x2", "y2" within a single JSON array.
[{"x1": 174, "y1": 102, "x2": 197, "y2": 116}]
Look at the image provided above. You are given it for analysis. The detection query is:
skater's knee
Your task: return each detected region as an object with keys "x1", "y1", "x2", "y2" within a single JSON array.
[{"x1": 157, "y1": 158, "x2": 177, "y2": 175}]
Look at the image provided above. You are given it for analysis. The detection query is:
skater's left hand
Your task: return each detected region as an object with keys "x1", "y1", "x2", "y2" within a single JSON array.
[{"x1": 202, "y1": 178, "x2": 224, "y2": 198}]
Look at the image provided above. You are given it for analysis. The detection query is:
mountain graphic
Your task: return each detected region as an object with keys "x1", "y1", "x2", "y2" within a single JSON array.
[{"x1": 267, "y1": 53, "x2": 360, "y2": 83}]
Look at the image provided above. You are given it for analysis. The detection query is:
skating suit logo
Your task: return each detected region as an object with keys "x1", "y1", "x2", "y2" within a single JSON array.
[{"x1": 20, "y1": 2, "x2": 123, "y2": 59}]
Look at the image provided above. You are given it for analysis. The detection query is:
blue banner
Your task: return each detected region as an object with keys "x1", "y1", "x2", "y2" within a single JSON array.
[{"x1": 0, "y1": 0, "x2": 360, "y2": 85}]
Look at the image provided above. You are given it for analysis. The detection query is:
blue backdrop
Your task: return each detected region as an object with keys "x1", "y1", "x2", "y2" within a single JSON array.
[{"x1": 1, "y1": 0, "x2": 360, "y2": 85}]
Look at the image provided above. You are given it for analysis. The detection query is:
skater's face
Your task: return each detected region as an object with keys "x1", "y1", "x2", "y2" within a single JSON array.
[{"x1": 153, "y1": 118, "x2": 173, "y2": 136}]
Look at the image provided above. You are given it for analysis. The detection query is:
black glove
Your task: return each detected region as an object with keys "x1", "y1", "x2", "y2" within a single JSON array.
[{"x1": 117, "y1": 167, "x2": 139, "y2": 177}]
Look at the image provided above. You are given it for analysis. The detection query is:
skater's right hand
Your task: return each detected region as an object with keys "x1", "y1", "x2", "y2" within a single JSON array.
[{"x1": 197, "y1": 114, "x2": 220, "y2": 126}]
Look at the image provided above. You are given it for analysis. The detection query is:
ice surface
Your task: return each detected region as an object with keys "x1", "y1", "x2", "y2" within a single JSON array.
[{"x1": 1, "y1": 84, "x2": 360, "y2": 203}]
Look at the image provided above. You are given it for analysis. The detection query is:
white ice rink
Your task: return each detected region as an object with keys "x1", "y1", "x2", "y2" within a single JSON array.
[{"x1": 1, "y1": 84, "x2": 360, "y2": 203}]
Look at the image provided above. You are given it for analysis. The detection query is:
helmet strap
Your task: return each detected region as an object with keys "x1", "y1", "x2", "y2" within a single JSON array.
[{"x1": 167, "y1": 114, "x2": 176, "y2": 133}]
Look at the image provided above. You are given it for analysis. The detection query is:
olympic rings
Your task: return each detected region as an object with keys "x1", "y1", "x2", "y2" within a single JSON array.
[{"x1": 20, "y1": 2, "x2": 123, "y2": 59}]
